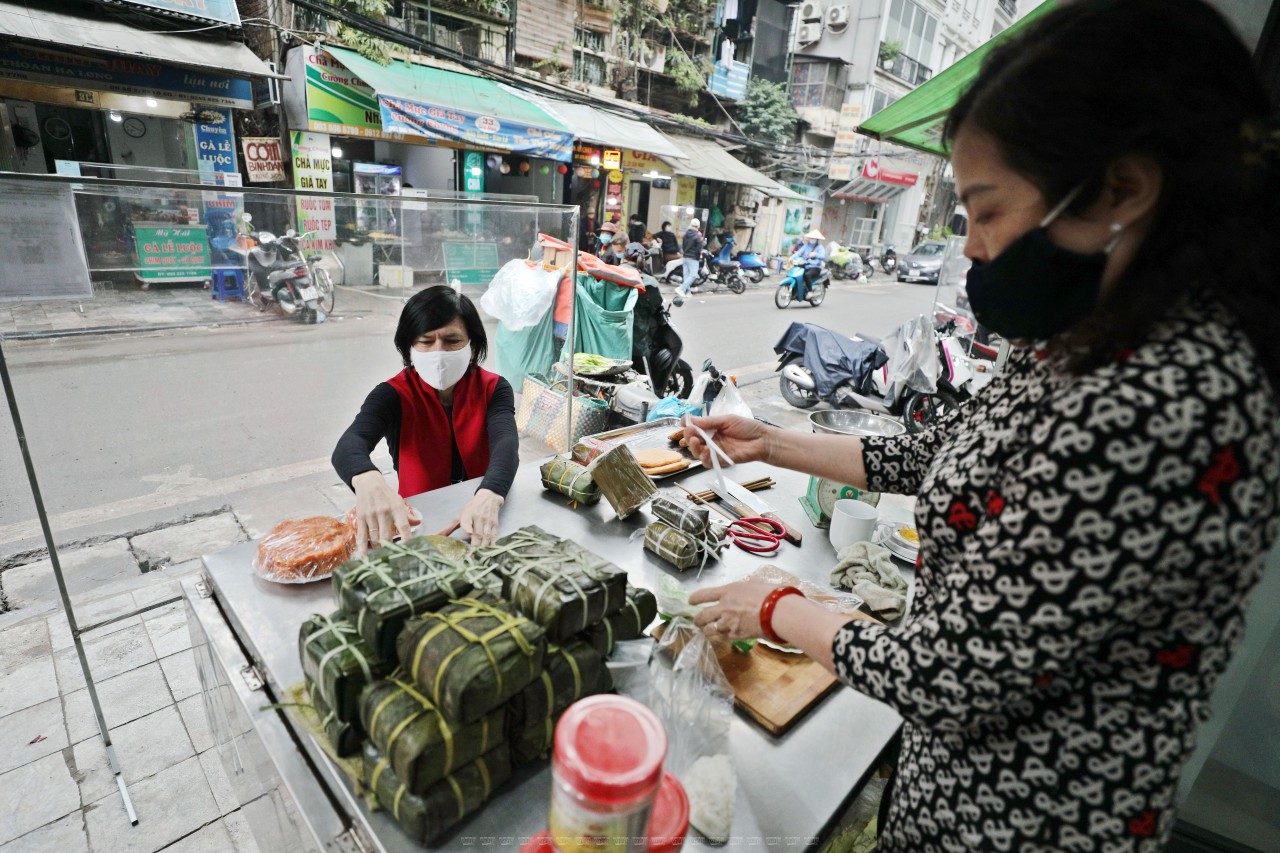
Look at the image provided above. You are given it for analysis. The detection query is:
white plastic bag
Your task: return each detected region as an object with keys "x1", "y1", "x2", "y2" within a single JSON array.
[
  {"x1": 711, "y1": 379, "x2": 753, "y2": 419},
  {"x1": 479, "y1": 259, "x2": 561, "y2": 330},
  {"x1": 883, "y1": 313, "x2": 939, "y2": 402}
]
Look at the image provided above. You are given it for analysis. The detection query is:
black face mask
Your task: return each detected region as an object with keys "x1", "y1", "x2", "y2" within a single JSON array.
[{"x1": 966, "y1": 185, "x2": 1123, "y2": 341}]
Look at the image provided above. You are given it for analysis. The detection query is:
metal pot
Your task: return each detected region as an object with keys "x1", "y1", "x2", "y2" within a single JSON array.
[{"x1": 808, "y1": 409, "x2": 906, "y2": 437}]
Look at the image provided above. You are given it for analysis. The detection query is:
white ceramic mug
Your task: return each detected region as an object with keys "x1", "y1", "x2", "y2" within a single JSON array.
[{"x1": 829, "y1": 498, "x2": 880, "y2": 552}]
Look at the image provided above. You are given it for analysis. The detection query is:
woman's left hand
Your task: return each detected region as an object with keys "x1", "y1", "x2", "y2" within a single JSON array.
[
  {"x1": 438, "y1": 488, "x2": 505, "y2": 547},
  {"x1": 688, "y1": 580, "x2": 778, "y2": 642}
]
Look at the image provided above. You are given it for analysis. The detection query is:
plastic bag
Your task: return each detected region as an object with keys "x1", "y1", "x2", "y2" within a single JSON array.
[
  {"x1": 710, "y1": 380, "x2": 753, "y2": 420},
  {"x1": 647, "y1": 396, "x2": 700, "y2": 422},
  {"x1": 648, "y1": 617, "x2": 736, "y2": 842},
  {"x1": 254, "y1": 516, "x2": 356, "y2": 584},
  {"x1": 883, "y1": 313, "x2": 940, "y2": 402},
  {"x1": 479, "y1": 259, "x2": 561, "y2": 331}
]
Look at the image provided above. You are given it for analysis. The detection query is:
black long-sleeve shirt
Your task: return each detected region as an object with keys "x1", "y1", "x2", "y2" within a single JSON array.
[{"x1": 332, "y1": 377, "x2": 518, "y2": 497}]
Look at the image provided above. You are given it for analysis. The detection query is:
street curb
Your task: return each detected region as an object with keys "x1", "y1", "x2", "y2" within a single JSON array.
[{"x1": 0, "y1": 315, "x2": 282, "y2": 341}]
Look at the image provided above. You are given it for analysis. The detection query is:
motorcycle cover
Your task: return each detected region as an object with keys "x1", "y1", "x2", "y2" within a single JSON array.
[{"x1": 774, "y1": 322, "x2": 888, "y2": 403}]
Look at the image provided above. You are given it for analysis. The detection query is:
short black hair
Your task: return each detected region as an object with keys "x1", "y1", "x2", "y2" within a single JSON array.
[
  {"x1": 661, "y1": 221, "x2": 671, "y2": 230},
  {"x1": 393, "y1": 285, "x2": 487, "y2": 367}
]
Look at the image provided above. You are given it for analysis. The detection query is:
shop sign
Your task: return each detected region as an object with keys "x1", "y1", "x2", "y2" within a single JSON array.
[
  {"x1": 604, "y1": 171, "x2": 624, "y2": 217},
  {"x1": 862, "y1": 159, "x2": 918, "y2": 186},
  {"x1": 573, "y1": 141, "x2": 602, "y2": 165},
  {"x1": 0, "y1": 44, "x2": 252, "y2": 109},
  {"x1": 620, "y1": 149, "x2": 670, "y2": 175},
  {"x1": 108, "y1": 0, "x2": 241, "y2": 27},
  {"x1": 463, "y1": 151, "x2": 485, "y2": 194},
  {"x1": 828, "y1": 157, "x2": 854, "y2": 181},
  {"x1": 834, "y1": 104, "x2": 863, "y2": 156},
  {"x1": 74, "y1": 90, "x2": 95, "y2": 105},
  {"x1": 133, "y1": 225, "x2": 212, "y2": 281},
  {"x1": 442, "y1": 242, "x2": 501, "y2": 285},
  {"x1": 601, "y1": 149, "x2": 621, "y2": 170},
  {"x1": 305, "y1": 49, "x2": 386, "y2": 138},
  {"x1": 194, "y1": 108, "x2": 237, "y2": 174},
  {"x1": 378, "y1": 94, "x2": 573, "y2": 162},
  {"x1": 675, "y1": 176, "x2": 696, "y2": 207},
  {"x1": 291, "y1": 131, "x2": 336, "y2": 251},
  {"x1": 242, "y1": 137, "x2": 286, "y2": 183}
]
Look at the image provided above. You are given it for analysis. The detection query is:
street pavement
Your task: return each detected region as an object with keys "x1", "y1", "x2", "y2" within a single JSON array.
[{"x1": 0, "y1": 273, "x2": 927, "y2": 851}]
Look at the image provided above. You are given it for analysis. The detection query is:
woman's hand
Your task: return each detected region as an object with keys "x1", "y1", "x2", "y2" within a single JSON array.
[
  {"x1": 439, "y1": 488, "x2": 505, "y2": 547},
  {"x1": 683, "y1": 415, "x2": 773, "y2": 468},
  {"x1": 688, "y1": 580, "x2": 778, "y2": 642},
  {"x1": 351, "y1": 470, "x2": 412, "y2": 556}
]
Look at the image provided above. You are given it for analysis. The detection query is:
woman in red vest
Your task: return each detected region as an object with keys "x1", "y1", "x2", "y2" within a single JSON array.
[{"x1": 333, "y1": 286, "x2": 517, "y2": 552}]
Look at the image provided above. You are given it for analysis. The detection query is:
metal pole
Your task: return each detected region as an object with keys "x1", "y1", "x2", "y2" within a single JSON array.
[{"x1": 0, "y1": 338, "x2": 137, "y2": 826}]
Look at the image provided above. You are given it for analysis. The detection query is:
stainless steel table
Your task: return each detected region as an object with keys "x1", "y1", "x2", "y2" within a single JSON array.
[{"x1": 186, "y1": 460, "x2": 909, "y2": 851}]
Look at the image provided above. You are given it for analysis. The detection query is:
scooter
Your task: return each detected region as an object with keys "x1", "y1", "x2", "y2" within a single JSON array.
[
  {"x1": 665, "y1": 248, "x2": 746, "y2": 294},
  {"x1": 633, "y1": 290, "x2": 694, "y2": 399},
  {"x1": 727, "y1": 236, "x2": 769, "y2": 284},
  {"x1": 828, "y1": 244, "x2": 863, "y2": 281},
  {"x1": 880, "y1": 245, "x2": 898, "y2": 274},
  {"x1": 774, "y1": 260, "x2": 828, "y2": 308},
  {"x1": 245, "y1": 229, "x2": 333, "y2": 324},
  {"x1": 857, "y1": 249, "x2": 876, "y2": 279}
]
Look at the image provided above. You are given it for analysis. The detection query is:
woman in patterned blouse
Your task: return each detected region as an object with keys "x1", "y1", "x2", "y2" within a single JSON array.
[{"x1": 686, "y1": 0, "x2": 1280, "y2": 849}]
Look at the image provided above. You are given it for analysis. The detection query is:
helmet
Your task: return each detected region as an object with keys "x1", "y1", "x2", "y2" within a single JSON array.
[
  {"x1": 623, "y1": 242, "x2": 647, "y2": 262},
  {"x1": 689, "y1": 218, "x2": 700, "y2": 228}
]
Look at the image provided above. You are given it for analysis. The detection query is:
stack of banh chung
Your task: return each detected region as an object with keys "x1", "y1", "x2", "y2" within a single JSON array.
[{"x1": 294, "y1": 524, "x2": 657, "y2": 843}]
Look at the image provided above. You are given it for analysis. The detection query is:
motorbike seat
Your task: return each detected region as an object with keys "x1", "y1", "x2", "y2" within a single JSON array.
[{"x1": 716, "y1": 260, "x2": 740, "y2": 270}]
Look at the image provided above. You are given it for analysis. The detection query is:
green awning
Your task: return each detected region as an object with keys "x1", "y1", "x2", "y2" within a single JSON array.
[
  {"x1": 324, "y1": 47, "x2": 573, "y2": 161},
  {"x1": 857, "y1": 2, "x2": 1056, "y2": 156}
]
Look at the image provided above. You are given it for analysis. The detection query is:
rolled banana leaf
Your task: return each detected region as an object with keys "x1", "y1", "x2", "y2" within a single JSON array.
[
  {"x1": 650, "y1": 495, "x2": 710, "y2": 537},
  {"x1": 305, "y1": 678, "x2": 364, "y2": 758},
  {"x1": 581, "y1": 584, "x2": 659, "y2": 658},
  {"x1": 504, "y1": 641, "x2": 607, "y2": 735},
  {"x1": 540, "y1": 458, "x2": 601, "y2": 505},
  {"x1": 361, "y1": 676, "x2": 506, "y2": 794},
  {"x1": 298, "y1": 612, "x2": 384, "y2": 725},
  {"x1": 396, "y1": 596, "x2": 546, "y2": 725}
]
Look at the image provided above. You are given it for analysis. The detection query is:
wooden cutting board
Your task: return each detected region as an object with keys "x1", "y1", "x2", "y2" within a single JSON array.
[{"x1": 714, "y1": 642, "x2": 838, "y2": 736}]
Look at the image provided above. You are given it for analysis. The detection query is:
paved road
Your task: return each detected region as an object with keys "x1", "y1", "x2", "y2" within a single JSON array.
[{"x1": 0, "y1": 277, "x2": 941, "y2": 555}]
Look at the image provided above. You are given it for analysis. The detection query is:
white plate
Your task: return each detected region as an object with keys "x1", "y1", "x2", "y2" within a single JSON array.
[{"x1": 882, "y1": 536, "x2": 919, "y2": 563}]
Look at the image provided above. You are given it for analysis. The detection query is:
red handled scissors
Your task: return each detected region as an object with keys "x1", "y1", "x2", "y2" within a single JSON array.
[{"x1": 726, "y1": 517, "x2": 786, "y2": 556}]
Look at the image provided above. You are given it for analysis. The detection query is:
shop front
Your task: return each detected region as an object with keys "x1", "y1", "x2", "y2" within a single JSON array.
[{"x1": 826, "y1": 159, "x2": 920, "y2": 254}]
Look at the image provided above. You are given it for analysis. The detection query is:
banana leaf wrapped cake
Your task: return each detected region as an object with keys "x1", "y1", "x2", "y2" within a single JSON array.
[
  {"x1": 480, "y1": 526, "x2": 627, "y2": 641},
  {"x1": 397, "y1": 596, "x2": 546, "y2": 725},
  {"x1": 298, "y1": 612, "x2": 384, "y2": 726},
  {"x1": 506, "y1": 641, "x2": 612, "y2": 766},
  {"x1": 580, "y1": 584, "x2": 659, "y2": 658},
  {"x1": 332, "y1": 535, "x2": 479, "y2": 661},
  {"x1": 539, "y1": 458, "x2": 600, "y2": 505},
  {"x1": 362, "y1": 741, "x2": 512, "y2": 844},
  {"x1": 305, "y1": 679, "x2": 364, "y2": 758},
  {"x1": 361, "y1": 676, "x2": 506, "y2": 793}
]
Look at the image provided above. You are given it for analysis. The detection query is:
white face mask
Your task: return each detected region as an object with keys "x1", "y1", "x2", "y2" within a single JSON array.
[{"x1": 410, "y1": 346, "x2": 471, "y2": 391}]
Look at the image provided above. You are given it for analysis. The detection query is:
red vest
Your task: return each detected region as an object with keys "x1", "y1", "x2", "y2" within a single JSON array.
[{"x1": 386, "y1": 365, "x2": 500, "y2": 498}]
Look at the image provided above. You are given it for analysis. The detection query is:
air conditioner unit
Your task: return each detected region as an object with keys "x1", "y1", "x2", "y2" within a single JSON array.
[
  {"x1": 799, "y1": 1, "x2": 824, "y2": 22},
  {"x1": 796, "y1": 22, "x2": 823, "y2": 46},
  {"x1": 826, "y1": 5, "x2": 850, "y2": 31}
]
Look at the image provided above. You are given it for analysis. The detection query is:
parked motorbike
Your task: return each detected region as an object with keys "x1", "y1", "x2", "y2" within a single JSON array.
[
  {"x1": 664, "y1": 247, "x2": 746, "y2": 294},
  {"x1": 775, "y1": 260, "x2": 829, "y2": 308},
  {"x1": 880, "y1": 245, "x2": 898, "y2": 274},
  {"x1": 856, "y1": 249, "x2": 876, "y2": 279},
  {"x1": 245, "y1": 228, "x2": 333, "y2": 323},
  {"x1": 828, "y1": 244, "x2": 863, "y2": 281},
  {"x1": 633, "y1": 289, "x2": 694, "y2": 399},
  {"x1": 726, "y1": 236, "x2": 769, "y2": 284},
  {"x1": 775, "y1": 318, "x2": 996, "y2": 433}
]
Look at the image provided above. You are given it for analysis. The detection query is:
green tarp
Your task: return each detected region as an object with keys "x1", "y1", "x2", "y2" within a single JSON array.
[
  {"x1": 857, "y1": 2, "x2": 1057, "y2": 156},
  {"x1": 573, "y1": 274, "x2": 637, "y2": 360}
]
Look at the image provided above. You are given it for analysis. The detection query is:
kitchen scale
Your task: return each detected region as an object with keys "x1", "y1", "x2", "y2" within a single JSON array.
[{"x1": 799, "y1": 476, "x2": 881, "y2": 528}]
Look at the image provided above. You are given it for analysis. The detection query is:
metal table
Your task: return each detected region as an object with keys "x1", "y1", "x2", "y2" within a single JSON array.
[{"x1": 186, "y1": 460, "x2": 909, "y2": 851}]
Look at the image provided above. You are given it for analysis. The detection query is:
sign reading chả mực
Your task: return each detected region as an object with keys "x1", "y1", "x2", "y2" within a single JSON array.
[{"x1": 0, "y1": 181, "x2": 93, "y2": 302}]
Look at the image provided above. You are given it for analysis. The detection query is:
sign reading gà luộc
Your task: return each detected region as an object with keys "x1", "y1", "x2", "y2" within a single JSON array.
[
  {"x1": 134, "y1": 226, "x2": 211, "y2": 281},
  {"x1": 242, "y1": 137, "x2": 286, "y2": 183},
  {"x1": 378, "y1": 95, "x2": 573, "y2": 162},
  {"x1": 194, "y1": 108, "x2": 237, "y2": 173},
  {"x1": 111, "y1": 0, "x2": 241, "y2": 26},
  {"x1": 0, "y1": 44, "x2": 252, "y2": 109}
]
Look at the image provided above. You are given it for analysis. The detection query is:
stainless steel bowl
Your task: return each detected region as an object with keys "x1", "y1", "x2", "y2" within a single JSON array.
[{"x1": 809, "y1": 409, "x2": 906, "y2": 437}]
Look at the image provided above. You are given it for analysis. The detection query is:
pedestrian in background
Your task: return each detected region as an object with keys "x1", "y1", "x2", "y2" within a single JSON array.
[
  {"x1": 680, "y1": 218, "x2": 704, "y2": 295},
  {"x1": 656, "y1": 220, "x2": 680, "y2": 265},
  {"x1": 685, "y1": 0, "x2": 1280, "y2": 848},
  {"x1": 628, "y1": 215, "x2": 647, "y2": 244}
]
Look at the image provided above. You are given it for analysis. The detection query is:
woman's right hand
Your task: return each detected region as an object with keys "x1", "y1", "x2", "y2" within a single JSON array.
[
  {"x1": 350, "y1": 470, "x2": 412, "y2": 555},
  {"x1": 683, "y1": 415, "x2": 772, "y2": 468}
]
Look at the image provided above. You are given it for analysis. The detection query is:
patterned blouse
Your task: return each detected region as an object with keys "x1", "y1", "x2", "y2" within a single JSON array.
[{"x1": 838, "y1": 292, "x2": 1280, "y2": 851}]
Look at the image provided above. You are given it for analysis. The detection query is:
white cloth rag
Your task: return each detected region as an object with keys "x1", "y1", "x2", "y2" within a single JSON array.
[{"x1": 830, "y1": 541, "x2": 909, "y2": 621}]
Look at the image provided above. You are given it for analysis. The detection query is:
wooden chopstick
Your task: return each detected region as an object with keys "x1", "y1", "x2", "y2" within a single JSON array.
[
  {"x1": 685, "y1": 477, "x2": 776, "y2": 505},
  {"x1": 675, "y1": 483, "x2": 740, "y2": 522}
]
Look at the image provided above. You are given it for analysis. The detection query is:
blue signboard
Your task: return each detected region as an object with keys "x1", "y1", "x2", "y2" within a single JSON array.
[
  {"x1": 194, "y1": 108, "x2": 238, "y2": 173},
  {"x1": 378, "y1": 95, "x2": 573, "y2": 163},
  {"x1": 111, "y1": 0, "x2": 241, "y2": 26},
  {"x1": 0, "y1": 44, "x2": 253, "y2": 109}
]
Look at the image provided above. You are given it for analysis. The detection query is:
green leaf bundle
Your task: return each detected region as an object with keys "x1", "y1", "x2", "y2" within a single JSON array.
[{"x1": 298, "y1": 612, "x2": 384, "y2": 725}]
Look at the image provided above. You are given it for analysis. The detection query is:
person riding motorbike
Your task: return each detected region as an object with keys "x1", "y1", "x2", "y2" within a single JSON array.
[{"x1": 791, "y1": 229, "x2": 827, "y2": 292}]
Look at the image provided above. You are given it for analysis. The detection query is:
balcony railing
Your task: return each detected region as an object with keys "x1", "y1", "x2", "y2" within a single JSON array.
[
  {"x1": 997, "y1": 0, "x2": 1018, "y2": 16},
  {"x1": 878, "y1": 43, "x2": 932, "y2": 87}
]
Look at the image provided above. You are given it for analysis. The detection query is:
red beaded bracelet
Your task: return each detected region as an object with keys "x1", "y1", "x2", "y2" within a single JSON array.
[{"x1": 759, "y1": 586, "x2": 804, "y2": 645}]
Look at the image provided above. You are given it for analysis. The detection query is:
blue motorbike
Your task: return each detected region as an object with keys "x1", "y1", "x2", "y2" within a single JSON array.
[
  {"x1": 723, "y1": 235, "x2": 769, "y2": 284},
  {"x1": 775, "y1": 260, "x2": 829, "y2": 309}
]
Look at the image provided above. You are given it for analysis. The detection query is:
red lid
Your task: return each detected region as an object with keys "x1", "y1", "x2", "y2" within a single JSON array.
[
  {"x1": 521, "y1": 774, "x2": 688, "y2": 853},
  {"x1": 553, "y1": 695, "x2": 666, "y2": 805},
  {"x1": 647, "y1": 773, "x2": 690, "y2": 853}
]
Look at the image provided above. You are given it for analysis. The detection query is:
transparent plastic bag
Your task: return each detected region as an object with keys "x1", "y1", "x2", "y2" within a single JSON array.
[
  {"x1": 711, "y1": 380, "x2": 753, "y2": 420},
  {"x1": 479, "y1": 259, "x2": 561, "y2": 330},
  {"x1": 883, "y1": 313, "x2": 939, "y2": 401},
  {"x1": 647, "y1": 396, "x2": 700, "y2": 422},
  {"x1": 648, "y1": 616, "x2": 736, "y2": 842},
  {"x1": 254, "y1": 516, "x2": 356, "y2": 584}
]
